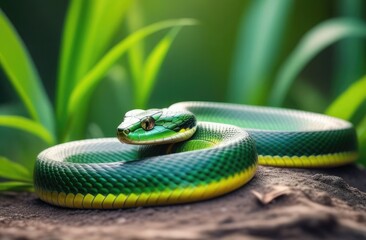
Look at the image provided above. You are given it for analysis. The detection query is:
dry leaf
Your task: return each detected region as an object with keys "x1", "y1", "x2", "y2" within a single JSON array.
[{"x1": 252, "y1": 185, "x2": 291, "y2": 205}]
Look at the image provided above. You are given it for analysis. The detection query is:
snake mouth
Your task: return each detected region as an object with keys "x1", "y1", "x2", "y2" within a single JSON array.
[{"x1": 117, "y1": 128, "x2": 130, "y2": 143}]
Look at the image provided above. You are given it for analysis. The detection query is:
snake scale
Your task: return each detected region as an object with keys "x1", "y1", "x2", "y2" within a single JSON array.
[{"x1": 34, "y1": 102, "x2": 358, "y2": 209}]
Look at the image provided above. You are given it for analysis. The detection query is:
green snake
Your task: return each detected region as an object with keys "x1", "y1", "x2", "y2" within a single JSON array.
[{"x1": 34, "y1": 101, "x2": 358, "y2": 209}]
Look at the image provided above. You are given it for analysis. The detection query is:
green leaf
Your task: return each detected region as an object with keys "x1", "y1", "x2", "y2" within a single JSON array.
[
  {"x1": 56, "y1": 0, "x2": 132, "y2": 137},
  {"x1": 127, "y1": 1, "x2": 145, "y2": 86},
  {"x1": 326, "y1": 75, "x2": 366, "y2": 120},
  {"x1": 135, "y1": 27, "x2": 182, "y2": 108},
  {"x1": 126, "y1": 3, "x2": 184, "y2": 109},
  {"x1": 0, "y1": 181, "x2": 33, "y2": 191},
  {"x1": 64, "y1": 19, "x2": 197, "y2": 141},
  {"x1": 228, "y1": 0, "x2": 293, "y2": 104},
  {"x1": 0, "y1": 156, "x2": 32, "y2": 182},
  {"x1": 269, "y1": 18, "x2": 366, "y2": 106},
  {"x1": 325, "y1": 76, "x2": 366, "y2": 166},
  {"x1": 289, "y1": 80, "x2": 328, "y2": 112},
  {"x1": 87, "y1": 65, "x2": 133, "y2": 138},
  {"x1": 358, "y1": 116, "x2": 366, "y2": 166},
  {"x1": 333, "y1": 0, "x2": 365, "y2": 97},
  {"x1": 0, "y1": 115, "x2": 55, "y2": 145},
  {"x1": 358, "y1": 116, "x2": 366, "y2": 139},
  {"x1": 0, "y1": 10, "x2": 54, "y2": 134}
]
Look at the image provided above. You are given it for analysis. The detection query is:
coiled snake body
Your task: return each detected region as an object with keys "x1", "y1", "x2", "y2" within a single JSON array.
[{"x1": 34, "y1": 102, "x2": 358, "y2": 209}]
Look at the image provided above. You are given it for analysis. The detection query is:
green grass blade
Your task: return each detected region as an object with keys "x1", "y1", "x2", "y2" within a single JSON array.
[
  {"x1": 135, "y1": 27, "x2": 182, "y2": 108},
  {"x1": 127, "y1": 1, "x2": 145, "y2": 86},
  {"x1": 74, "y1": 0, "x2": 132, "y2": 80},
  {"x1": 0, "y1": 10, "x2": 54, "y2": 134},
  {"x1": 56, "y1": 0, "x2": 132, "y2": 137},
  {"x1": 326, "y1": 75, "x2": 366, "y2": 120},
  {"x1": 65, "y1": 19, "x2": 197, "y2": 140},
  {"x1": 289, "y1": 80, "x2": 328, "y2": 112},
  {"x1": 0, "y1": 156, "x2": 32, "y2": 182},
  {"x1": 333, "y1": 0, "x2": 365, "y2": 97},
  {"x1": 357, "y1": 116, "x2": 366, "y2": 166},
  {"x1": 325, "y1": 76, "x2": 366, "y2": 166},
  {"x1": 56, "y1": 0, "x2": 88, "y2": 122},
  {"x1": 0, "y1": 181, "x2": 33, "y2": 191},
  {"x1": 87, "y1": 65, "x2": 132, "y2": 138},
  {"x1": 0, "y1": 116, "x2": 55, "y2": 145},
  {"x1": 228, "y1": 0, "x2": 293, "y2": 104},
  {"x1": 269, "y1": 18, "x2": 366, "y2": 106}
]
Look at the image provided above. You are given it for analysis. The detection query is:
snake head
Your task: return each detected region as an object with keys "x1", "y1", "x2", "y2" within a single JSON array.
[{"x1": 117, "y1": 108, "x2": 197, "y2": 145}]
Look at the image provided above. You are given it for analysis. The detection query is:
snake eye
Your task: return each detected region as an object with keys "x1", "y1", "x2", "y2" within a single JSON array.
[{"x1": 141, "y1": 116, "x2": 155, "y2": 131}]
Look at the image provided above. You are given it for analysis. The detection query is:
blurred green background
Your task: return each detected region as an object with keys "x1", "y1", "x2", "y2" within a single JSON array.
[{"x1": 0, "y1": 0, "x2": 365, "y2": 190}]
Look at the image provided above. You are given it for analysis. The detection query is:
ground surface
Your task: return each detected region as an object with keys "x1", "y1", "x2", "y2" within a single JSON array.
[{"x1": 0, "y1": 165, "x2": 366, "y2": 240}]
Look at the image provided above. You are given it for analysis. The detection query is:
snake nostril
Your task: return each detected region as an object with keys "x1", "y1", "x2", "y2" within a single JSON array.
[
  {"x1": 117, "y1": 128, "x2": 130, "y2": 139},
  {"x1": 117, "y1": 128, "x2": 130, "y2": 143}
]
